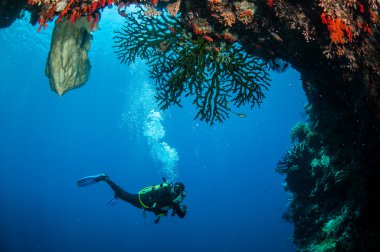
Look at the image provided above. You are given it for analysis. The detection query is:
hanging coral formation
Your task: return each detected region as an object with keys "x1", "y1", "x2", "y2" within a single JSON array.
[{"x1": 46, "y1": 17, "x2": 93, "y2": 95}]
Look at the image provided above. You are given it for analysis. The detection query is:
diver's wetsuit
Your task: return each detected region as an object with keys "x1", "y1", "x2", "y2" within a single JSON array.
[
  {"x1": 104, "y1": 177, "x2": 141, "y2": 208},
  {"x1": 104, "y1": 177, "x2": 187, "y2": 219}
]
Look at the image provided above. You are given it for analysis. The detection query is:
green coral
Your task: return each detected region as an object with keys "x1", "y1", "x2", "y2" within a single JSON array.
[
  {"x1": 290, "y1": 122, "x2": 311, "y2": 143},
  {"x1": 311, "y1": 154, "x2": 330, "y2": 169},
  {"x1": 310, "y1": 238, "x2": 337, "y2": 252},
  {"x1": 322, "y1": 215, "x2": 345, "y2": 237},
  {"x1": 113, "y1": 8, "x2": 270, "y2": 125}
]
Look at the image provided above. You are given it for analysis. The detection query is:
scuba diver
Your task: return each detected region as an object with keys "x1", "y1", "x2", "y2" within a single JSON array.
[{"x1": 77, "y1": 174, "x2": 187, "y2": 224}]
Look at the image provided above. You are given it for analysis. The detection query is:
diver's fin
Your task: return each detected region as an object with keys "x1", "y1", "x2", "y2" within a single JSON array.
[{"x1": 77, "y1": 174, "x2": 107, "y2": 187}]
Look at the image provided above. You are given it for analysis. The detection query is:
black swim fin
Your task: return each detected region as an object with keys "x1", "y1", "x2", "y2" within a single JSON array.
[
  {"x1": 77, "y1": 174, "x2": 107, "y2": 187},
  {"x1": 107, "y1": 195, "x2": 119, "y2": 206}
]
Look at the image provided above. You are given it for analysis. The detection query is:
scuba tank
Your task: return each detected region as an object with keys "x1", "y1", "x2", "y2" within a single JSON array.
[{"x1": 138, "y1": 177, "x2": 171, "y2": 209}]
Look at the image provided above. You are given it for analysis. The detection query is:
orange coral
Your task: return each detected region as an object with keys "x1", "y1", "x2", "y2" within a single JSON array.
[
  {"x1": 191, "y1": 19, "x2": 212, "y2": 36},
  {"x1": 223, "y1": 32, "x2": 236, "y2": 43},
  {"x1": 166, "y1": 0, "x2": 181, "y2": 16},
  {"x1": 220, "y1": 11, "x2": 236, "y2": 27},
  {"x1": 237, "y1": 9, "x2": 254, "y2": 25},
  {"x1": 321, "y1": 13, "x2": 353, "y2": 44}
]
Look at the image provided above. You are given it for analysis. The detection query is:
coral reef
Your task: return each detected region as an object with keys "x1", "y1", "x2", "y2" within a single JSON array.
[
  {"x1": 277, "y1": 99, "x2": 380, "y2": 251},
  {"x1": 26, "y1": 0, "x2": 113, "y2": 31},
  {"x1": 0, "y1": 0, "x2": 380, "y2": 250}
]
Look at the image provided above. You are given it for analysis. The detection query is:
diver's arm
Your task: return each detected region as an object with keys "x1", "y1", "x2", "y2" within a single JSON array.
[
  {"x1": 171, "y1": 191, "x2": 187, "y2": 218},
  {"x1": 173, "y1": 204, "x2": 187, "y2": 218}
]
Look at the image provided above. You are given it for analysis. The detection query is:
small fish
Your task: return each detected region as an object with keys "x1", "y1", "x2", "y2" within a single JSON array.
[
  {"x1": 233, "y1": 112, "x2": 247, "y2": 118},
  {"x1": 118, "y1": 9, "x2": 128, "y2": 18},
  {"x1": 269, "y1": 31, "x2": 283, "y2": 43}
]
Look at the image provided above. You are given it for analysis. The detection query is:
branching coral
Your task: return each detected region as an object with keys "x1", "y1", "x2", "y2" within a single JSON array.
[
  {"x1": 114, "y1": 7, "x2": 270, "y2": 124},
  {"x1": 27, "y1": 0, "x2": 165, "y2": 30},
  {"x1": 27, "y1": 0, "x2": 115, "y2": 30}
]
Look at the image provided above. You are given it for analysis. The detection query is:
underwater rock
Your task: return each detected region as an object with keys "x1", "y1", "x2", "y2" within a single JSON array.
[
  {"x1": 45, "y1": 17, "x2": 93, "y2": 96},
  {"x1": 0, "y1": 0, "x2": 26, "y2": 29}
]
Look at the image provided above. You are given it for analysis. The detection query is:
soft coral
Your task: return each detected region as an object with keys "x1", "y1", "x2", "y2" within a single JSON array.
[{"x1": 321, "y1": 13, "x2": 353, "y2": 44}]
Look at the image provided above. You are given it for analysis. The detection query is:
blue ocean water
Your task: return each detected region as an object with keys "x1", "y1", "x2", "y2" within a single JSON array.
[{"x1": 0, "y1": 8, "x2": 306, "y2": 252}]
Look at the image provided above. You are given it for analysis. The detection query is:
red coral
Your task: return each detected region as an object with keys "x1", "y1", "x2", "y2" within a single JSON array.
[
  {"x1": 192, "y1": 22, "x2": 200, "y2": 35},
  {"x1": 29, "y1": 0, "x2": 116, "y2": 30},
  {"x1": 267, "y1": 0, "x2": 273, "y2": 8},
  {"x1": 70, "y1": 10, "x2": 80, "y2": 24},
  {"x1": 357, "y1": 2, "x2": 365, "y2": 14},
  {"x1": 202, "y1": 35, "x2": 214, "y2": 42},
  {"x1": 321, "y1": 13, "x2": 353, "y2": 44},
  {"x1": 369, "y1": 8, "x2": 378, "y2": 23},
  {"x1": 363, "y1": 23, "x2": 372, "y2": 34},
  {"x1": 91, "y1": 13, "x2": 99, "y2": 30},
  {"x1": 237, "y1": 9, "x2": 254, "y2": 25},
  {"x1": 223, "y1": 32, "x2": 236, "y2": 43},
  {"x1": 168, "y1": 26, "x2": 176, "y2": 34}
]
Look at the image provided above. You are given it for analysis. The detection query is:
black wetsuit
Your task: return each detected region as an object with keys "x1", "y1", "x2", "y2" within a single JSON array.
[{"x1": 104, "y1": 177, "x2": 186, "y2": 219}]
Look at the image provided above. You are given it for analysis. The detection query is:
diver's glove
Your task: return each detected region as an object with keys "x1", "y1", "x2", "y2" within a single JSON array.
[
  {"x1": 173, "y1": 204, "x2": 187, "y2": 218},
  {"x1": 181, "y1": 205, "x2": 188, "y2": 213},
  {"x1": 173, "y1": 191, "x2": 187, "y2": 204}
]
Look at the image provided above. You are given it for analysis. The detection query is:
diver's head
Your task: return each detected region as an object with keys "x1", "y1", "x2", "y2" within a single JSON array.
[{"x1": 171, "y1": 182, "x2": 185, "y2": 197}]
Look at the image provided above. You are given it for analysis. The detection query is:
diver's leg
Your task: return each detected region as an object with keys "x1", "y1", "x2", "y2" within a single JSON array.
[{"x1": 103, "y1": 177, "x2": 142, "y2": 208}]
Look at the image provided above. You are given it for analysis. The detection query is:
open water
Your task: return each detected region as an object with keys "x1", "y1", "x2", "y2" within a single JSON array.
[{"x1": 0, "y1": 7, "x2": 306, "y2": 252}]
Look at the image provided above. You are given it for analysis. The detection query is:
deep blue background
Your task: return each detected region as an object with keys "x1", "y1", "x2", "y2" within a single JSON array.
[{"x1": 0, "y1": 8, "x2": 306, "y2": 252}]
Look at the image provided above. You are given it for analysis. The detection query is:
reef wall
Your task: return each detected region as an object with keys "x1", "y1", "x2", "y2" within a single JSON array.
[
  {"x1": 171, "y1": 1, "x2": 380, "y2": 250},
  {"x1": 0, "y1": 0, "x2": 26, "y2": 28},
  {"x1": 1, "y1": 0, "x2": 379, "y2": 251}
]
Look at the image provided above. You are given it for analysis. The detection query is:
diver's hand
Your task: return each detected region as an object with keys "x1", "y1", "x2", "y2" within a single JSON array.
[
  {"x1": 181, "y1": 205, "x2": 188, "y2": 213},
  {"x1": 173, "y1": 191, "x2": 187, "y2": 204}
]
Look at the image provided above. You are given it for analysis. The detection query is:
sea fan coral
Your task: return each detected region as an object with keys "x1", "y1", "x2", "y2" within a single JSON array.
[{"x1": 113, "y1": 7, "x2": 270, "y2": 124}]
